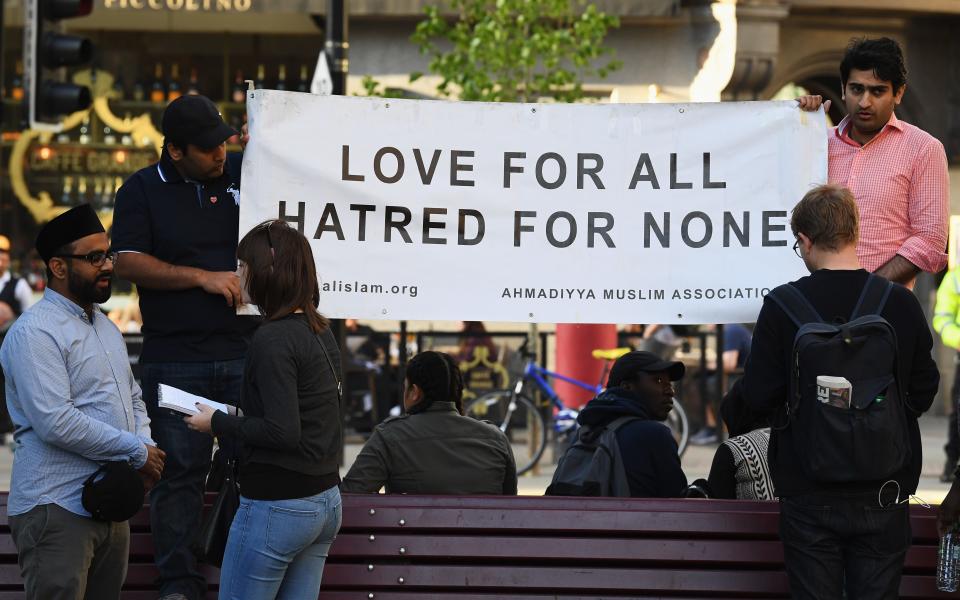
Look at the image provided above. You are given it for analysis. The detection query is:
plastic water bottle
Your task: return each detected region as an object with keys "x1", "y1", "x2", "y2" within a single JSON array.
[{"x1": 938, "y1": 530, "x2": 960, "y2": 592}]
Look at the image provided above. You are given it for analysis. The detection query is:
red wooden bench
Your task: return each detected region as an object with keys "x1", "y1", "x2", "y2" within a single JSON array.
[
  {"x1": 0, "y1": 493, "x2": 219, "y2": 600},
  {"x1": 0, "y1": 492, "x2": 950, "y2": 598}
]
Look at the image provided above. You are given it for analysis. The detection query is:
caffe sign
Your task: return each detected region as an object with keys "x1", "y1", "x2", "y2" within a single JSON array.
[
  {"x1": 29, "y1": 146, "x2": 158, "y2": 176},
  {"x1": 100, "y1": 0, "x2": 253, "y2": 11}
]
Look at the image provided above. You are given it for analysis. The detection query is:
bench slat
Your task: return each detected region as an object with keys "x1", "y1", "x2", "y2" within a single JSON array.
[
  {"x1": 340, "y1": 494, "x2": 786, "y2": 513},
  {"x1": 0, "y1": 593, "x2": 221, "y2": 600},
  {"x1": 0, "y1": 564, "x2": 220, "y2": 590},
  {"x1": 321, "y1": 563, "x2": 791, "y2": 594},
  {"x1": 318, "y1": 594, "x2": 789, "y2": 600},
  {"x1": 319, "y1": 565, "x2": 952, "y2": 597},
  {"x1": 900, "y1": 574, "x2": 958, "y2": 599},
  {"x1": 328, "y1": 533, "x2": 938, "y2": 571},
  {"x1": 332, "y1": 533, "x2": 787, "y2": 564},
  {"x1": 342, "y1": 506, "x2": 785, "y2": 537}
]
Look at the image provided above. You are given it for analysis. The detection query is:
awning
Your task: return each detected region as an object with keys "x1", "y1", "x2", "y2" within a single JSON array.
[
  {"x1": 88, "y1": 0, "x2": 681, "y2": 17},
  {"x1": 3, "y1": 0, "x2": 682, "y2": 31}
]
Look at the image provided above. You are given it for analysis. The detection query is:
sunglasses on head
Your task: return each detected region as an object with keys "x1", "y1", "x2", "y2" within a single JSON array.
[{"x1": 262, "y1": 222, "x2": 276, "y2": 263}]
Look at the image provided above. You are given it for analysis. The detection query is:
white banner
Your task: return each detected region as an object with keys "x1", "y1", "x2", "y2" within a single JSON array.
[{"x1": 241, "y1": 93, "x2": 826, "y2": 324}]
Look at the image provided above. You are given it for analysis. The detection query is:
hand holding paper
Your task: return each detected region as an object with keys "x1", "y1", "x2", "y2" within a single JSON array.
[
  {"x1": 158, "y1": 383, "x2": 229, "y2": 416},
  {"x1": 184, "y1": 403, "x2": 216, "y2": 435}
]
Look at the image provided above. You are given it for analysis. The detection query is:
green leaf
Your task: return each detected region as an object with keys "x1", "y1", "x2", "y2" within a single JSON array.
[{"x1": 409, "y1": 0, "x2": 620, "y2": 103}]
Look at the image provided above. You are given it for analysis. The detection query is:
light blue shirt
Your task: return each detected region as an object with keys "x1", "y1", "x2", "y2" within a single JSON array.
[{"x1": 0, "y1": 288, "x2": 153, "y2": 517}]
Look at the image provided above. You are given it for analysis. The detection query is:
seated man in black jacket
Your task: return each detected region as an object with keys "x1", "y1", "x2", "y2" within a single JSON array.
[
  {"x1": 736, "y1": 184, "x2": 939, "y2": 600},
  {"x1": 576, "y1": 351, "x2": 687, "y2": 497}
]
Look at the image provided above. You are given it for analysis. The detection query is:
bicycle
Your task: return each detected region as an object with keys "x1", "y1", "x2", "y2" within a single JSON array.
[{"x1": 464, "y1": 342, "x2": 690, "y2": 476}]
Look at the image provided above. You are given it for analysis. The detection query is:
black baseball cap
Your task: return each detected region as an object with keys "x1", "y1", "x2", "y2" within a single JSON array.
[
  {"x1": 161, "y1": 95, "x2": 237, "y2": 149},
  {"x1": 81, "y1": 461, "x2": 145, "y2": 522},
  {"x1": 607, "y1": 351, "x2": 685, "y2": 387}
]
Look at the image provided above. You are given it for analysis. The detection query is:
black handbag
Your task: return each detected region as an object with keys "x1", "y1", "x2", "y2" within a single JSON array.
[{"x1": 192, "y1": 454, "x2": 239, "y2": 567}]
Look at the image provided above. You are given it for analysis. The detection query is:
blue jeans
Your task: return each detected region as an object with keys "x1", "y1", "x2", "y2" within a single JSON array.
[
  {"x1": 218, "y1": 487, "x2": 342, "y2": 600},
  {"x1": 143, "y1": 359, "x2": 245, "y2": 600}
]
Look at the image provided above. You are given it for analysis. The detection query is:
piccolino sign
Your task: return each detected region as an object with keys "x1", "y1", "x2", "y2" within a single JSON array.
[{"x1": 100, "y1": 0, "x2": 253, "y2": 11}]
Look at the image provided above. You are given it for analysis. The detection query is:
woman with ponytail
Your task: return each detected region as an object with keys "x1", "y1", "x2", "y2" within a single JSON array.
[{"x1": 342, "y1": 350, "x2": 517, "y2": 495}]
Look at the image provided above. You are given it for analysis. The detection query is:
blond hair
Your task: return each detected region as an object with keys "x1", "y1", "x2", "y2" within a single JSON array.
[{"x1": 790, "y1": 184, "x2": 859, "y2": 251}]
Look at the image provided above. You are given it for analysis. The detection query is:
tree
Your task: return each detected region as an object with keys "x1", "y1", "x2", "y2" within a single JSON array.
[{"x1": 408, "y1": 0, "x2": 621, "y2": 103}]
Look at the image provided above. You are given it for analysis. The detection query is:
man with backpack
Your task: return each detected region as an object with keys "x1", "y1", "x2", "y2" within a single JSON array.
[
  {"x1": 735, "y1": 184, "x2": 939, "y2": 599},
  {"x1": 548, "y1": 351, "x2": 687, "y2": 497}
]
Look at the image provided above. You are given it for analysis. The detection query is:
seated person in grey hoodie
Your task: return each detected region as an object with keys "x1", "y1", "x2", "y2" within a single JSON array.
[{"x1": 577, "y1": 351, "x2": 688, "y2": 497}]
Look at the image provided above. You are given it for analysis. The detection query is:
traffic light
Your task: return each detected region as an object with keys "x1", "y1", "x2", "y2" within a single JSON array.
[{"x1": 23, "y1": 0, "x2": 94, "y2": 130}]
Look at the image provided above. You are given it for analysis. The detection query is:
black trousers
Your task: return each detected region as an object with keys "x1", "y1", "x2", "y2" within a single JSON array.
[
  {"x1": 946, "y1": 358, "x2": 960, "y2": 465},
  {"x1": 779, "y1": 492, "x2": 910, "y2": 600}
]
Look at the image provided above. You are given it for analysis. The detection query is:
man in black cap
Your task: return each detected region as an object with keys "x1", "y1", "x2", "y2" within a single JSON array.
[
  {"x1": 111, "y1": 95, "x2": 251, "y2": 600},
  {"x1": 576, "y1": 350, "x2": 688, "y2": 497},
  {"x1": 0, "y1": 204, "x2": 164, "y2": 599}
]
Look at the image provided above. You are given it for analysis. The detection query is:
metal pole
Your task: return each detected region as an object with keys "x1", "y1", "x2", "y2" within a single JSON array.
[
  {"x1": 324, "y1": 0, "x2": 348, "y2": 456},
  {"x1": 325, "y1": 0, "x2": 348, "y2": 96},
  {"x1": 0, "y1": 0, "x2": 6, "y2": 236},
  {"x1": 0, "y1": 0, "x2": 5, "y2": 128},
  {"x1": 398, "y1": 320, "x2": 408, "y2": 408},
  {"x1": 716, "y1": 323, "x2": 726, "y2": 438}
]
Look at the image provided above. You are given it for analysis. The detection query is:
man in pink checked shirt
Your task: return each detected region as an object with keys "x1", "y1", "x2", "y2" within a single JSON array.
[{"x1": 798, "y1": 37, "x2": 950, "y2": 288}]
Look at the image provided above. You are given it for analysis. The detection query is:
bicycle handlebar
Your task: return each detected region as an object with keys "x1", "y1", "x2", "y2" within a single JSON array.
[
  {"x1": 516, "y1": 340, "x2": 630, "y2": 362},
  {"x1": 517, "y1": 338, "x2": 536, "y2": 360}
]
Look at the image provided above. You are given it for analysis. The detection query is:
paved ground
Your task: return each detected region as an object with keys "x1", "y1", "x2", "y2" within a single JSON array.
[{"x1": 1, "y1": 416, "x2": 955, "y2": 505}]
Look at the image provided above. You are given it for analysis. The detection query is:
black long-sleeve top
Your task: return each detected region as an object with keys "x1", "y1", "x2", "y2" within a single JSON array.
[
  {"x1": 707, "y1": 444, "x2": 738, "y2": 499},
  {"x1": 738, "y1": 269, "x2": 939, "y2": 497},
  {"x1": 212, "y1": 315, "x2": 342, "y2": 500}
]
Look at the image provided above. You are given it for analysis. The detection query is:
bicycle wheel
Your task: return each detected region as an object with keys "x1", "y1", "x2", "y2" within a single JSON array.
[
  {"x1": 465, "y1": 391, "x2": 547, "y2": 476},
  {"x1": 666, "y1": 399, "x2": 690, "y2": 457}
]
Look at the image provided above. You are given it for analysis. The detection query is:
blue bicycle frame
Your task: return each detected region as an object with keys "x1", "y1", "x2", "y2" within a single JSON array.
[
  {"x1": 492, "y1": 346, "x2": 689, "y2": 464},
  {"x1": 517, "y1": 359, "x2": 604, "y2": 411}
]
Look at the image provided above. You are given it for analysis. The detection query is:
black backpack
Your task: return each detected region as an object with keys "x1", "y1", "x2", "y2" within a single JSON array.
[
  {"x1": 766, "y1": 274, "x2": 910, "y2": 483},
  {"x1": 545, "y1": 416, "x2": 637, "y2": 497}
]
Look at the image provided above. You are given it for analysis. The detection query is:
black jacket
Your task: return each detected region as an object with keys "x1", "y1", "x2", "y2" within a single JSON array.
[
  {"x1": 578, "y1": 388, "x2": 687, "y2": 498},
  {"x1": 737, "y1": 269, "x2": 938, "y2": 497},
  {"x1": 212, "y1": 315, "x2": 342, "y2": 500}
]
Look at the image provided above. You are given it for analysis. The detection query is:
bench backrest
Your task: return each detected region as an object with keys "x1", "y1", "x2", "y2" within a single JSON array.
[
  {"x1": 320, "y1": 494, "x2": 945, "y2": 599},
  {"x1": 0, "y1": 493, "x2": 948, "y2": 599}
]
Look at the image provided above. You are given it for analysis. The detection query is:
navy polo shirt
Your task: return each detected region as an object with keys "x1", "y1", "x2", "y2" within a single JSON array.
[{"x1": 112, "y1": 151, "x2": 252, "y2": 363}]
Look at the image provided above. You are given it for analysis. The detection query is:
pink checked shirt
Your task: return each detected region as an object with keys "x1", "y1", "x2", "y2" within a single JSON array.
[{"x1": 828, "y1": 113, "x2": 949, "y2": 276}]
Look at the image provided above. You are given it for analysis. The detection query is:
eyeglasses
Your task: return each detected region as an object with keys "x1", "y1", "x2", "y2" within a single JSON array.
[
  {"x1": 54, "y1": 250, "x2": 118, "y2": 267},
  {"x1": 793, "y1": 239, "x2": 802, "y2": 258}
]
